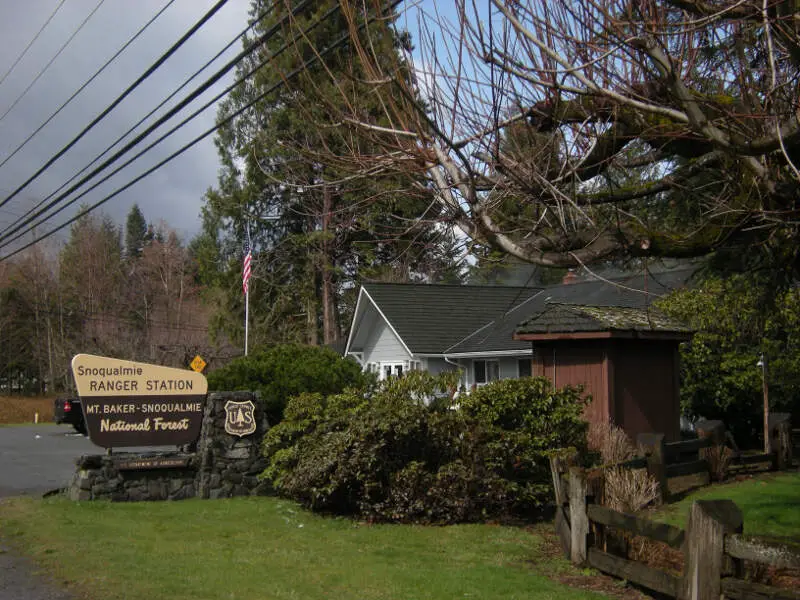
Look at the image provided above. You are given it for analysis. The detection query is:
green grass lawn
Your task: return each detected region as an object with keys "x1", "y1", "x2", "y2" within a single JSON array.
[
  {"x1": 0, "y1": 496, "x2": 610, "y2": 600},
  {"x1": 652, "y1": 471, "x2": 800, "y2": 538}
]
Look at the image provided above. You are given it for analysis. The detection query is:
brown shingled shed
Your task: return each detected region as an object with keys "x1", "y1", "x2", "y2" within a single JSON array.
[{"x1": 513, "y1": 303, "x2": 692, "y2": 442}]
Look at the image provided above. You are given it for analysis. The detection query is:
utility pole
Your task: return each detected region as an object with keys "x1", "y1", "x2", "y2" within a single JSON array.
[{"x1": 758, "y1": 354, "x2": 770, "y2": 454}]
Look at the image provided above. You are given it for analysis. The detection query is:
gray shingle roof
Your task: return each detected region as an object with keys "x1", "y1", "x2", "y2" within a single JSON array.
[
  {"x1": 353, "y1": 267, "x2": 696, "y2": 355},
  {"x1": 514, "y1": 303, "x2": 693, "y2": 336},
  {"x1": 361, "y1": 283, "x2": 542, "y2": 354},
  {"x1": 443, "y1": 268, "x2": 695, "y2": 354}
]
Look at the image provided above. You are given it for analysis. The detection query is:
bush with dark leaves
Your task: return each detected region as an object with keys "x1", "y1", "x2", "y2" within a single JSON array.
[
  {"x1": 262, "y1": 372, "x2": 588, "y2": 523},
  {"x1": 206, "y1": 343, "x2": 368, "y2": 425}
]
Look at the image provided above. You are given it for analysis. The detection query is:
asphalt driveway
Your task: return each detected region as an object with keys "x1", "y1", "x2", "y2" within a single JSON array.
[{"x1": 0, "y1": 424, "x2": 95, "y2": 498}]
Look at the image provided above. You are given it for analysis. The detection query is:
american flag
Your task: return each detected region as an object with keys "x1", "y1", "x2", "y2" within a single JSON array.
[{"x1": 242, "y1": 236, "x2": 252, "y2": 295}]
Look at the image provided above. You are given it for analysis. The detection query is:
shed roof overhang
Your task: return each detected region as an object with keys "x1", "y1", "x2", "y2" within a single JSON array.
[
  {"x1": 512, "y1": 330, "x2": 693, "y2": 342},
  {"x1": 513, "y1": 303, "x2": 693, "y2": 343}
]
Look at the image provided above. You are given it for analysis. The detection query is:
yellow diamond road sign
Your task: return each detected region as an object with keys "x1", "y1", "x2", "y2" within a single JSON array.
[{"x1": 190, "y1": 355, "x2": 206, "y2": 373}]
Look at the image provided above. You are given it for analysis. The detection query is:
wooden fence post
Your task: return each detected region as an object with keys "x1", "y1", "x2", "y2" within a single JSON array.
[
  {"x1": 638, "y1": 433, "x2": 669, "y2": 504},
  {"x1": 551, "y1": 451, "x2": 577, "y2": 558},
  {"x1": 549, "y1": 450, "x2": 576, "y2": 506},
  {"x1": 569, "y1": 467, "x2": 589, "y2": 566},
  {"x1": 683, "y1": 500, "x2": 743, "y2": 600},
  {"x1": 769, "y1": 413, "x2": 792, "y2": 470}
]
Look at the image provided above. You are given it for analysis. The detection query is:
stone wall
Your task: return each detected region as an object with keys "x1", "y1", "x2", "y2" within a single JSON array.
[
  {"x1": 67, "y1": 391, "x2": 271, "y2": 502},
  {"x1": 68, "y1": 453, "x2": 197, "y2": 502},
  {"x1": 196, "y1": 391, "x2": 271, "y2": 499}
]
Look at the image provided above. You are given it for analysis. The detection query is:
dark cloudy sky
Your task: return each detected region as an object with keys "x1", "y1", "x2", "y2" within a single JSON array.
[{"x1": 0, "y1": 0, "x2": 250, "y2": 250}]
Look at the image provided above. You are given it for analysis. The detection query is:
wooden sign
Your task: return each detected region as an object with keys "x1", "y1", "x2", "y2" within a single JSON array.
[{"x1": 71, "y1": 354, "x2": 207, "y2": 448}]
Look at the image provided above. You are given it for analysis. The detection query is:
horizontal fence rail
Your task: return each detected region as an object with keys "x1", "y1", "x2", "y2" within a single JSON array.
[
  {"x1": 666, "y1": 458, "x2": 709, "y2": 479},
  {"x1": 721, "y1": 578, "x2": 800, "y2": 600},
  {"x1": 587, "y1": 504, "x2": 685, "y2": 548},
  {"x1": 732, "y1": 453, "x2": 773, "y2": 466},
  {"x1": 616, "y1": 456, "x2": 649, "y2": 469},
  {"x1": 665, "y1": 437, "x2": 713, "y2": 459},
  {"x1": 587, "y1": 548, "x2": 683, "y2": 598},
  {"x1": 725, "y1": 534, "x2": 800, "y2": 568}
]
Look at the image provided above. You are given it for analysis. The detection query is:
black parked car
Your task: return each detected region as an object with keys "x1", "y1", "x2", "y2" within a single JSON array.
[{"x1": 54, "y1": 396, "x2": 86, "y2": 435}]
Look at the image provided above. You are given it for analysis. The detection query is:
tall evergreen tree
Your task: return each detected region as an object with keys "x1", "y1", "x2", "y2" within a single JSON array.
[
  {"x1": 201, "y1": 0, "x2": 460, "y2": 347},
  {"x1": 125, "y1": 204, "x2": 148, "y2": 259}
]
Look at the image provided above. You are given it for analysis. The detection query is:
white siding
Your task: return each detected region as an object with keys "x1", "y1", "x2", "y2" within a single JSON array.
[
  {"x1": 424, "y1": 357, "x2": 461, "y2": 377},
  {"x1": 362, "y1": 319, "x2": 411, "y2": 365}
]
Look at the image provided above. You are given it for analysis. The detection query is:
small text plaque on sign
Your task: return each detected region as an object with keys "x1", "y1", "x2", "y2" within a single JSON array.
[
  {"x1": 117, "y1": 457, "x2": 191, "y2": 471},
  {"x1": 189, "y1": 355, "x2": 206, "y2": 373},
  {"x1": 71, "y1": 354, "x2": 207, "y2": 448}
]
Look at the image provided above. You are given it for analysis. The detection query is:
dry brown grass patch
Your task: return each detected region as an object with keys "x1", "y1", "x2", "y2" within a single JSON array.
[
  {"x1": 626, "y1": 535, "x2": 685, "y2": 576},
  {"x1": 604, "y1": 467, "x2": 660, "y2": 514},
  {"x1": 587, "y1": 421, "x2": 636, "y2": 465},
  {"x1": 0, "y1": 396, "x2": 55, "y2": 424},
  {"x1": 703, "y1": 444, "x2": 734, "y2": 482}
]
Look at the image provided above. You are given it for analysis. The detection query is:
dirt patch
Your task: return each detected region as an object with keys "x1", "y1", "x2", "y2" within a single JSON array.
[
  {"x1": 0, "y1": 397, "x2": 55, "y2": 425},
  {"x1": 531, "y1": 526, "x2": 656, "y2": 600},
  {"x1": 768, "y1": 566, "x2": 800, "y2": 589},
  {"x1": 0, "y1": 536, "x2": 75, "y2": 600}
]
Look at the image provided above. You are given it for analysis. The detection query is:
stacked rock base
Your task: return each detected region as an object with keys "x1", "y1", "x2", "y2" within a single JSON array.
[{"x1": 67, "y1": 391, "x2": 271, "y2": 502}]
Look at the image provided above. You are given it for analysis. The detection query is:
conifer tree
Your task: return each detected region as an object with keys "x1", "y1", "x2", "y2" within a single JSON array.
[
  {"x1": 201, "y1": 0, "x2": 460, "y2": 346},
  {"x1": 125, "y1": 204, "x2": 148, "y2": 259}
]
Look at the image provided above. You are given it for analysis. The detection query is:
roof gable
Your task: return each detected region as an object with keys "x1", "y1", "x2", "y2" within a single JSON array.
[
  {"x1": 357, "y1": 283, "x2": 543, "y2": 354},
  {"x1": 345, "y1": 287, "x2": 413, "y2": 357}
]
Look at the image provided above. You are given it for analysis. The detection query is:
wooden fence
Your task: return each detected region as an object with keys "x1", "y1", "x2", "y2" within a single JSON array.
[
  {"x1": 625, "y1": 416, "x2": 793, "y2": 503},
  {"x1": 565, "y1": 473, "x2": 800, "y2": 600},
  {"x1": 549, "y1": 417, "x2": 797, "y2": 599}
]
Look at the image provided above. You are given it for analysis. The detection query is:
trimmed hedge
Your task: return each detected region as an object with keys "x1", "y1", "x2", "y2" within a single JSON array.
[{"x1": 206, "y1": 344, "x2": 368, "y2": 425}]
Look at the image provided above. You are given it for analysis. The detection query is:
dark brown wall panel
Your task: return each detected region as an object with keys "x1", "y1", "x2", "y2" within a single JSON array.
[
  {"x1": 535, "y1": 342, "x2": 610, "y2": 426},
  {"x1": 614, "y1": 341, "x2": 680, "y2": 441}
]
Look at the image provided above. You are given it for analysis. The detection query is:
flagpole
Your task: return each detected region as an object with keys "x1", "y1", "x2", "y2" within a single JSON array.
[{"x1": 243, "y1": 222, "x2": 252, "y2": 357}]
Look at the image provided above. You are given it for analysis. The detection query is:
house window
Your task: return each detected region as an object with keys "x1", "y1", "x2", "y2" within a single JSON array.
[
  {"x1": 371, "y1": 360, "x2": 421, "y2": 381},
  {"x1": 474, "y1": 359, "x2": 499, "y2": 385},
  {"x1": 518, "y1": 358, "x2": 532, "y2": 378},
  {"x1": 379, "y1": 362, "x2": 405, "y2": 380}
]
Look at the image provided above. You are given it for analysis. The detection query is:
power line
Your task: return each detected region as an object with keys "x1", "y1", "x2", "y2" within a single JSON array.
[
  {"x1": 0, "y1": 2, "x2": 393, "y2": 263},
  {"x1": 0, "y1": 0, "x2": 231, "y2": 213},
  {"x1": 0, "y1": 0, "x2": 68, "y2": 89},
  {"x1": 0, "y1": 0, "x2": 278, "y2": 241},
  {"x1": 0, "y1": 0, "x2": 177, "y2": 173},
  {"x1": 0, "y1": 0, "x2": 106, "y2": 125},
  {"x1": 0, "y1": 0, "x2": 327, "y2": 248}
]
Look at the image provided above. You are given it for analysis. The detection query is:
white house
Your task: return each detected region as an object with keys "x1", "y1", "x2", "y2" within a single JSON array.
[
  {"x1": 344, "y1": 269, "x2": 693, "y2": 389},
  {"x1": 344, "y1": 283, "x2": 539, "y2": 388}
]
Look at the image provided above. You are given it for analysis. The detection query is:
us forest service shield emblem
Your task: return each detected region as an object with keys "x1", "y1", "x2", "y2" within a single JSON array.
[{"x1": 224, "y1": 400, "x2": 256, "y2": 437}]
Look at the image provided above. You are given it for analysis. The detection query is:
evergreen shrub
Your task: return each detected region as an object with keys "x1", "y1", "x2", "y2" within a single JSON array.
[
  {"x1": 261, "y1": 372, "x2": 588, "y2": 523},
  {"x1": 206, "y1": 344, "x2": 368, "y2": 425}
]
